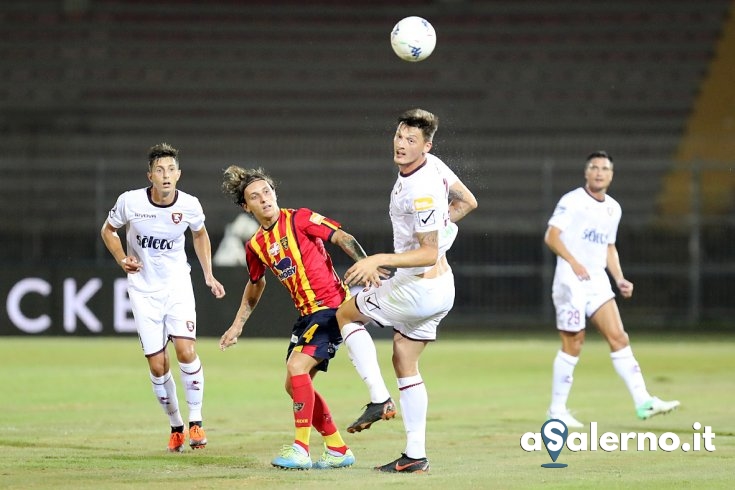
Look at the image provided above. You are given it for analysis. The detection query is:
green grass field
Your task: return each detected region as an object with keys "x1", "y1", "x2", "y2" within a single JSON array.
[{"x1": 2, "y1": 333, "x2": 733, "y2": 489}]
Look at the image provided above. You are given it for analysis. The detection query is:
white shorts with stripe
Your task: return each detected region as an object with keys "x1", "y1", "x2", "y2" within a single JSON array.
[
  {"x1": 354, "y1": 269, "x2": 455, "y2": 341},
  {"x1": 128, "y1": 280, "x2": 197, "y2": 356}
]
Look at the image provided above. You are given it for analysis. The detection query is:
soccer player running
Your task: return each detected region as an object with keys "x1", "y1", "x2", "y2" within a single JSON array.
[
  {"x1": 336, "y1": 108, "x2": 478, "y2": 473},
  {"x1": 100, "y1": 143, "x2": 226, "y2": 452},
  {"x1": 544, "y1": 150, "x2": 680, "y2": 428},
  {"x1": 218, "y1": 165, "x2": 381, "y2": 470}
]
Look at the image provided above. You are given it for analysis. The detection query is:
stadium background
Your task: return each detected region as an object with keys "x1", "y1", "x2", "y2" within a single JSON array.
[{"x1": 1, "y1": 0, "x2": 734, "y2": 336}]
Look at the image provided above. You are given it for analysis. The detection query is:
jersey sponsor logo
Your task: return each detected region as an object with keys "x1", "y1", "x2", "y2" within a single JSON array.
[
  {"x1": 171, "y1": 212, "x2": 183, "y2": 224},
  {"x1": 309, "y1": 212, "x2": 325, "y2": 225},
  {"x1": 133, "y1": 212, "x2": 157, "y2": 220},
  {"x1": 273, "y1": 257, "x2": 297, "y2": 281},
  {"x1": 136, "y1": 235, "x2": 175, "y2": 250},
  {"x1": 268, "y1": 242, "x2": 281, "y2": 256},
  {"x1": 280, "y1": 237, "x2": 289, "y2": 251},
  {"x1": 417, "y1": 209, "x2": 436, "y2": 227},
  {"x1": 413, "y1": 196, "x2": 434, "y2": 211},
  {"x1": 582, "y1": 228, "x2": 608, "y2": 244},
  {"x1": 364, "y1": 293, "x2": 380, "y2": 311}
]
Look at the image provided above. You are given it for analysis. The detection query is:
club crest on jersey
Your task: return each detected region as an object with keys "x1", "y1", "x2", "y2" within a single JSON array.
[
  {"x1": 413, "y1": 196, "x2": 434, "y2": 211},
  {"x1": 171, "y1": 212, "x2": 183, "y2": 224},
  {"x1": 186, "y1": 320, "x2": 195, "y2": 332},
  {"x1": 309, "y1": 212, "x2": 325, "y2": 225},
  {"x1": 268, "y1": 242, "x2": 281, "y2": 256},
  {"x1": 280, "y1": 237, "x2": 289, "y2": 251}
]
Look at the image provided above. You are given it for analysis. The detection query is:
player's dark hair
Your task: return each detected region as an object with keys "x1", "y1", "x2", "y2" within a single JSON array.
[
  {"x1": 148, "y1": 142, "x2": 179, "y2": 169},
  {"x1": 398, "y1": 108, "x2": 439, "y2": 142},
  {"x1": 222, "y1": 165, "x2": 276, "y2": 207},
  {"x1": 585, "y1": 150, "x2": 613, "y2": 167}
]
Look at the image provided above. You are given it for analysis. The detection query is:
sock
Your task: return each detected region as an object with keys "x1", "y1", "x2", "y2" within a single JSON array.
[
  {"x1": 291, "y1": 373, "x2": 315, "y2": 454},
  {"x1": 549, "y1": 350, "x2": 578, "y2": 414},
  {"x1": 179, "y1": 356, "x2": 204, "y2": 423},
  {"x1": 150, "y1": 371, "x2": 184, "y2": 427},
  {"x1": 398, "y1": 374, "x2": 427, "y2": 460},
  {"x1": 341, "y1": 322, "x2": 391, "y2": 403},
  {"x1": 611, "y1": 346, "x2": 651, "y2": 407},
  {"x1": 312, "y1": 391, "x2": 347, "y2": 456}
]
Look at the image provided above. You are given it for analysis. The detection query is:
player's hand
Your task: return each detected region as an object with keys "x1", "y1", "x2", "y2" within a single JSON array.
[
  {"x1": 207, "y1": 276, "x2": 226, "y2": 299},
  {"x1": 571, "y1": 262, "x2": 590, "y2": 281},
  {"x1": 120, "y1": 256, "x2": 143, "y2": 274},
  {"x1": 345, "y1": 256, "x2": 385, "y2": 288},
  {"x1": 219, "y1": 325, "x2": 242, "y2": 351},
  {"x1": 617, "y1": 278, "x2": 634, "y2": 298}
]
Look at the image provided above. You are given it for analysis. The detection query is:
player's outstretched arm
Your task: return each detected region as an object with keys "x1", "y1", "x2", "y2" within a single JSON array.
[{"x1": 220, "y1": 277, "x2": 266, "y2": 351}]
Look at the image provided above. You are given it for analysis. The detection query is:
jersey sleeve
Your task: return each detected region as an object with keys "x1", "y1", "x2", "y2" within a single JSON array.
[
  {"x1": 547, "y1": 193, "x2": 574, "y2": 231},
  {"x1": 433, "y1": 155, "x2": 460, "y2": 187},
  {"x1": 293, "y1": 208, "x2": 341, "y2": 242},
  {"x1": 106, "y1": 192, "x2": 128, "y2": 229},
  {"x1": 412, "y1": 181, "x2": 446, "y2": 234},
  {"x1": 187, "y1": 197, "x2": 206, "y2": 232},
  {"x1": 245, "y1": 242, "x2": 267, "y2": 283}
]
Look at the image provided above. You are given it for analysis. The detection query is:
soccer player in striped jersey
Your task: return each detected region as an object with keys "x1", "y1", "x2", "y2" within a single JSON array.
[
  {"x1": 101, "y1": 143, "x2": 226, "y2": 453},
  {"x1": 219, "y1": 165, "x2": 382, "y2": 470}
]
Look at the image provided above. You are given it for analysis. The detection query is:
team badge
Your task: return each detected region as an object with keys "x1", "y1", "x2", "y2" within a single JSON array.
[
  {"x1": 280, "y1": 237, "x2": 289, "y2": 251},
  {"x1": 186, "y1": 320, "x2": 195, "y2": 332},
  {"x1": 293, "y1": 402, "x2": 304, "y2": 412},
  {"x1": 171, "y1": 212, "x2": 183, "y2": 224},
  {"x1": 268, "y1": 242, "x2": 281, "y2": 256},
  {"x1": 309, "y1": 212, "x2": 325, "y2": 225}
]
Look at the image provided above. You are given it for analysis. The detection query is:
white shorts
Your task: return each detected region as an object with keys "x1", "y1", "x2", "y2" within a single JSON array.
[
  {"x1": 354, "y1": 269, "x2": 455, "y2": 341},
  {"x1": 552, "y1": 267, "x2": 614, "y2": 332},
  {"x1": 128, "y1": 280, "x2": 197, "y2": 356}
]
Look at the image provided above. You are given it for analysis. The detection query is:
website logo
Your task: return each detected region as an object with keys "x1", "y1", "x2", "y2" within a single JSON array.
[
  {"x1": 521, "y1": 421, "x2": 716, "y2": 466},
  {"x1": 540, "y1": 419, "x2": 568, "y2": 468}
]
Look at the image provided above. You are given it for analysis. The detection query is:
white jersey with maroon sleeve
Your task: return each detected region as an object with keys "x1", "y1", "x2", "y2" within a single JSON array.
[
  {"x1": 389, "y1": 153, "x2": 459, "y2": 277},
  {"x1": 106, "y1": 187, "x2": 205, "y2": 293}
]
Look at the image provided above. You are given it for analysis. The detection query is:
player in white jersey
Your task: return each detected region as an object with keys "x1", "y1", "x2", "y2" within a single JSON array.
[
  {"x1": 545, "y1": 150, "x2": 679, "y2": 427},
  {"x1": 336, "y1": 109, "x2": 477, "y2": 473},
  {"x1": 100, "y1": 143, "x2": 225, "y2": 452}
]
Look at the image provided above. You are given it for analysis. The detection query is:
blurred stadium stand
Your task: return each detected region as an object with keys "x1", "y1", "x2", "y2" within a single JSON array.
[{"x1": 1, "y1": 0, "x2": 733, "y2": 327}]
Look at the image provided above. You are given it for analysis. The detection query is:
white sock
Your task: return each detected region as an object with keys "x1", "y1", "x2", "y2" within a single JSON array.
[
  {"x1": 398, "y1": 374, "x2": 427, "y2": 459},
  {"x1": 341, "y1": 322, "x2": 391, "y2": 403},
  {"x1": 179, "y1": 356, "x2": 204, "y2": 423},
  {"x1": 150, "y1": 371, "x2": 184, "y2": 427},
  {"x1": 610, "y1": 346, "x2": 651, "y2": 407},
  {"x1": 549, "y1": 350, "x2": 579, "y2": 414}
]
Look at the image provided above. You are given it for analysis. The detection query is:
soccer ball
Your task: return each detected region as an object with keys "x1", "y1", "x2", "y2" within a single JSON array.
[{"x1": 390, "y1": 16, "x2": 436, "y2": 62}]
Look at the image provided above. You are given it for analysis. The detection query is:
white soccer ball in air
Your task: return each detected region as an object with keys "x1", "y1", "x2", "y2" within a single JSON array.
[{"x1": 390, "y1": 16, "x2": 436, "y2": 62}]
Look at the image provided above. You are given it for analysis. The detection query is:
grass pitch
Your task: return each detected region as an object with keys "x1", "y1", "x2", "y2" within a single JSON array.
[{"x1": 1, "y1": 333, "x2": 733, "y2": 489}]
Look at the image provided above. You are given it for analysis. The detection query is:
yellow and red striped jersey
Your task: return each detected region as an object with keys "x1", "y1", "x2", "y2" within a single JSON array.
[{"x1": 245, "y1": 208, "x2": 350, "y2": 316}]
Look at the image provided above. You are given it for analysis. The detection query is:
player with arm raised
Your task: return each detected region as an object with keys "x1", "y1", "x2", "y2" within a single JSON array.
[{"x1": 218, "y1": 165, "x2": 381, "y2": 470}]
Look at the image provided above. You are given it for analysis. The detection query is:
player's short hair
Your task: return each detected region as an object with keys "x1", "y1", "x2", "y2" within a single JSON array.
[
  {"x1": 585, "y1": 150, "x2": 614, "y2": 168},
  {"x1": 148, "y1": 143, "x2": 179, "y2": 169},
  {"x1": 397, "y1": 108, "x2": 439, "y2": 142},
  {"x1": 221, "y1": 165, "x2": 276, "y2": 207}
]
